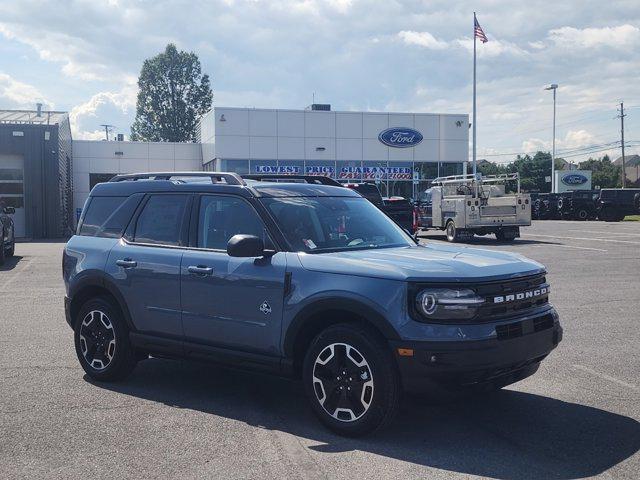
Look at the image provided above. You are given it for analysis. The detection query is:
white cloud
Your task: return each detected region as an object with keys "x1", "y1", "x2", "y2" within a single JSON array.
[
  {"x1": 397, "y1": 31, "x2": 449, "y2": 50},
  {"x1": 69, "y1": 84, "x2": 137, "y2": 139},
  {"x1": 455, "y1": 37, "x2": 529, "y2": 57},
  {"x1": 548, "y1": 24, "x2": 640, "y2": 49},
  {"x1": 0, "y1": 73, "x2": 52, "y2": 109}
]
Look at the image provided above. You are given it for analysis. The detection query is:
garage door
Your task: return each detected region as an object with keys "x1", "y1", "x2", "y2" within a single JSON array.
[{"x1": 0, "y1": 154, "x2": 25, "y2": 238}]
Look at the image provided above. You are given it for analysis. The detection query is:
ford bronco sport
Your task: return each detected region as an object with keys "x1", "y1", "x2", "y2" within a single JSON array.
[{"x1": 63, "y1": 172, "x2": 562, "y2": 436}]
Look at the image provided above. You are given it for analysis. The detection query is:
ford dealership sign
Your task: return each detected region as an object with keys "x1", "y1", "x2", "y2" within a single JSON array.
[
  {"x1": 561, "y1": 173, "x2": 589, "y2": 186},
  {"x1": 378, "y1": 127, "x2": 423, "y2": 148}
]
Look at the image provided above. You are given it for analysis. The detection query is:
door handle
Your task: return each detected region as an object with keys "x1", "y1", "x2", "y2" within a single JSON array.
[
  {"x1": 188, "y1": 265, "x2": 213, "y2": 276},
  {"x1": 116, "y1": 259, "x2": 137, "y2": 268}
]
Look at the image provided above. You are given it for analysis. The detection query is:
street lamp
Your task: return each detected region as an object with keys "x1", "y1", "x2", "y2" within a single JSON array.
[{"x1": 545, "y1": 84, "x2": 558, "y2": 193}]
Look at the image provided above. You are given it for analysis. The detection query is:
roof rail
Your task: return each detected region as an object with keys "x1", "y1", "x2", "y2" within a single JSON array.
[
  {"x1": 432, "y1": 173, "x2": 520, "y2": 184},
  {"x1": 109, "y1": 172, "x2": 245, "y2": 186},
  {"x1": 242, "y1": 174, "x2": 343, "y2": 187}
]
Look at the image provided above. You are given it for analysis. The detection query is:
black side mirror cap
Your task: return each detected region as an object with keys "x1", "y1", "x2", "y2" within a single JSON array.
[
  {"x1": 3, "y1": 206, "x2": 15, "y2": 215},
  {"x1": 227, "y1": 234, "x2": 265, "y2": 257}
]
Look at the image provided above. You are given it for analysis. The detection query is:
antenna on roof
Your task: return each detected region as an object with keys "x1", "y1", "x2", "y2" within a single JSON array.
[{"x1": 99, "y1": 124, "x2": 115, "y2": 141}]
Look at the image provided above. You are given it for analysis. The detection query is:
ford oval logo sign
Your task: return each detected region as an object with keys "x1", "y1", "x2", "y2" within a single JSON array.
[
  {"x1": 378, "y1": 127, "x2": 423, "y2": 148},
  {"x1": 561, "y1": 174, "x2": 588, "y2": 186}
]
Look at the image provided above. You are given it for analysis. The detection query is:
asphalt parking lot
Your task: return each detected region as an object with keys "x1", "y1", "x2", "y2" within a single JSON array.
[{"x1": 1, "y1": 220, "x2": 639, "y2": 480}]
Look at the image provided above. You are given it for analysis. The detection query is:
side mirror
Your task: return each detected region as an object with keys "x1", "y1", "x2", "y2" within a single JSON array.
[
  {"x1": 227, "y1": 234, "x2": 265, "y2": 257},
  {"x1": 3, "y1": 206, "x2": 15, "y2": 215}
]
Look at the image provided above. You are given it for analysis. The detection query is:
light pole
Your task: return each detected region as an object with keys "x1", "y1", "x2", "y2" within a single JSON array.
[{"x1": 545, "y1": 84, "x2": 558, "y2": 193}]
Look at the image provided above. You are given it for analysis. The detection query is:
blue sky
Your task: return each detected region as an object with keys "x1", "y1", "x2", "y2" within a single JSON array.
[{"x1": 1, "y1": 0, "x2": 639, "y2": 163}]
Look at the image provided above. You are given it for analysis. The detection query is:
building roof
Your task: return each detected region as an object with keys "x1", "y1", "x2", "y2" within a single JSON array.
[
  {"x1": 614, "y1": 154, "x2": 640, "y2": 167},
  {"x1": 0, "y1": 109, "x2": 69, "y2": 125}
]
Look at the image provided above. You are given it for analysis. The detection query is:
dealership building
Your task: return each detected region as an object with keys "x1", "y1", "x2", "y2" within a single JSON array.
[
  {"x1": 199, "y1": 105, "x2": 469, "y2": 199},
  {"x1": 0, "y1": 104, "x2": 468, "y2": 238}
]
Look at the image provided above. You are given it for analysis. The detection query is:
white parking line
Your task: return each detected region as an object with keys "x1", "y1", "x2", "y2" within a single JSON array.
[
  {"x1": 568, "y1": 229, "x2": 640, "y2": 237},
  {"x1": 524, "y1": 233, "x2": 640, "y2": 245},
  {"x1": 527, "y1": 243, "x2": 607, "y2": 252},
  {"x1": 573, "y1": 365, "x2": 639, "y2": 392}
]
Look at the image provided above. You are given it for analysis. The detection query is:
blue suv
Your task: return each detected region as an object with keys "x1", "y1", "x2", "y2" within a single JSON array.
[{"x1": 63, "y1": 172, "x2": 562, "y2": 436}]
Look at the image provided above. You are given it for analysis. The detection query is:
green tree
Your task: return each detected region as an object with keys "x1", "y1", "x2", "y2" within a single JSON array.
[
  {"x1": 131, "y1": 44, "x2": 212, "y2": 142},
  {"x1": 578, "y1": 155, "x2": 621, "y2": 188}
]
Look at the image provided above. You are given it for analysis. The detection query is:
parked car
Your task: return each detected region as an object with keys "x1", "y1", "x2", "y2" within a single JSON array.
[
  {"x1": 557, "y1": 190, "x2": 599, "y2": 220},
  {"x1": 532, "y1": 193, "x2": 562, "y2": 220},
  {"x1": 63, "y1": 172, "x2": 562, "y2": 436},
  {"x1": 415, "y1": 188, "x2": 433, "y2": 229},
  {"x1": 0, "y1": 206, "x2": 16, "y2": 265},
  {"x1": 343, "y1": 182, "x2": 417, "y2": 234},
  {"x1": 597, "y1": 188, "x2": 640, "y2": 221}
]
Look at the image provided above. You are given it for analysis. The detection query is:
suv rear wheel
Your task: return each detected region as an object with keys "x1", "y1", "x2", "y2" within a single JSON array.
[
  {"x1": 74, "y1": 296, "x2": 137, "y2": 382},
  {"x1": 303, "y1": 323, "x2": 401, "y2": 437}
]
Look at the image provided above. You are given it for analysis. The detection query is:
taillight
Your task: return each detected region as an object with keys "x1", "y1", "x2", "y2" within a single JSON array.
[{"x1": 412, "y1": 208, "x2": 418, "y2": 232}]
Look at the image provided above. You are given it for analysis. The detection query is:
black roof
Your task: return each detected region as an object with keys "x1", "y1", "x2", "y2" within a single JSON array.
[{"x1": 90, "y1": 172, "x2": 359, "y2": 198}]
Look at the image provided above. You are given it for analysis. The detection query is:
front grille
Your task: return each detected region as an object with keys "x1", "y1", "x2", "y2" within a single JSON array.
[
  {"x1": 409, "y1": 273, "x2": 550, "y2": 324},
  {"x1": 496, "y1": 322, "x2": 523, "y2": 340},
  {"x1": 533, "y1": 314, "x2": 554, "y2": 332},
  {"x1": 496, "y1": 313, "x2": 555, "y2": 341},
  {"x1": 475, "y1": 273, "x2": 549, "y2": 322}
]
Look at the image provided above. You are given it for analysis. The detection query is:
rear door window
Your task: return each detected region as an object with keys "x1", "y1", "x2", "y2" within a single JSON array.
[
  {"x1": 79, "y1": 195, "x2": 142, "y2": 238},
  {"x1": 133, "y1": 194, "x2": 190, "y2": 246}
]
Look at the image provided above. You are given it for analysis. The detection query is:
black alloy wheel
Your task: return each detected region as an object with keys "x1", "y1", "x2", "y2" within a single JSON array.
[
  {"x1": 74, "y1": 296, "x2": 137, "y2": 381},
  {"x1": 79, "y1": 310, "x2": 116, "y2": 371},
  {"x1": 311, "y1": 342, "x2": 375, "y2": 423},
  {"x1": 303, "y1": 323, "x2": 401, "y2": 437}
]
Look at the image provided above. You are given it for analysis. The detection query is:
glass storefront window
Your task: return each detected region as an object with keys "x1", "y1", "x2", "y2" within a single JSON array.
[
  {"x1": 387, "y1": 162, "x2": 413, "y2": 198},
  {"x1": 222, "y1": 159, "x2": 250, "y2": 174},
  {"x1": 440, "y1": 162, "x2": 463, "y2": 176},
  {"x1": 414, "y1": 162, "x2": 439, "y2": 182}
]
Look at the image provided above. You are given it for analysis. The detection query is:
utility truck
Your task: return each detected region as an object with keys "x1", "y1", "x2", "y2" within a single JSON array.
[{"x1": 424, "y1": 173, "x2": 531, "y2": 242}]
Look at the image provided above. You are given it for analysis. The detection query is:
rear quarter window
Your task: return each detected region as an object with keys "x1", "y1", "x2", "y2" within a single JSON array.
[{"x1": 79, "y1": 194, "x2": 142, "y2": 238}]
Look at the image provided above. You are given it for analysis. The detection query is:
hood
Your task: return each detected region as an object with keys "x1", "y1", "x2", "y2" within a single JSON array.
[{"x1": 296, "y1": 243, "x2": 545, "y2": 282}]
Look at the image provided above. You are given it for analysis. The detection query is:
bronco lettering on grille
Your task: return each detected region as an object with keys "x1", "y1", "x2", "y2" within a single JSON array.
[{"x1": 493, "y1": 286, "x2": 549, "y2": 304}]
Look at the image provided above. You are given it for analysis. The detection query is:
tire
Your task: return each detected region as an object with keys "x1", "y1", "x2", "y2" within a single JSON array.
[
  {"x1": 575, "y1": 209, "x2": 589, "y2": 221},
  {"x1": 303, "y1": 323, "x2": 401, "y2": 437},
  {"x1": 634, "y1": 193, "x2": 640, "y2": 213},
  {"x1": 445, "y1": 220, "x2": 459, "y2": 243},
  {"x1": 495, "y1": 229, "x2": 517, "y2": 242},
  {"x1": 73, "y1": 296, "x2": 137, "y2": 382}
]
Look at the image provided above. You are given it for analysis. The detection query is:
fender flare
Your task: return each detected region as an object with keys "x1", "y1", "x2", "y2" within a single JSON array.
[
  {"x1": 282, "y1": 297, "x2": 400, "y2": 358},
  {"x1": 69, "y1": 273, "x2": 136, "y2": 331}
]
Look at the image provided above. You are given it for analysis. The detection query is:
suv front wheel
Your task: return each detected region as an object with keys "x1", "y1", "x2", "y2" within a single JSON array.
[
  {"x1": 74, "y1": 296, "x2": 137, "y2": 382},
  {"x1": 303, "y1": 323, "x2": 401, "y2": 437}
]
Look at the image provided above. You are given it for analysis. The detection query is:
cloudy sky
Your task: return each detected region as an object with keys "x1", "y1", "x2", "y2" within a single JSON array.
[{"x1": 1, "y1": 0, "x2": 639, "y2": 163}]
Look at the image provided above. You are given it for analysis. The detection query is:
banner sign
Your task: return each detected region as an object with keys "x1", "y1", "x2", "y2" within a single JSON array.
[
  {"x1": 253, "y1": 165, "x2": 413, "y2": 180},
  {"x1": 339, "y1": 166, "x2": 412, "y2": 180}
]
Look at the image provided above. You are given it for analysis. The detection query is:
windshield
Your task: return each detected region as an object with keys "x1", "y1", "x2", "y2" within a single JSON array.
[{"x1": 261, "y1": 196, "x2": 414, "y2": 253}]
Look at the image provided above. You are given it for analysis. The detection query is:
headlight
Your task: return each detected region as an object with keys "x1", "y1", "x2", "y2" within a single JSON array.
[{"x1": 415, "y1": 288, "x2": 484, "y2": 321}]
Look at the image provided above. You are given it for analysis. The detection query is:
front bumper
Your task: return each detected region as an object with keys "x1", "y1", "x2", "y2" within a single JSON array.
[{"x1": 390, "y1": 308, "x2": 562, "y2": 393}]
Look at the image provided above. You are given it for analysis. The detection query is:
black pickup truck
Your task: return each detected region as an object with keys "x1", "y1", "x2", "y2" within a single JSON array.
[
  {"x1": 344, "y1": 183, "x2": 417, "y2": 234},
  {"x1": 557, "y1": 190, "x2": 599, "y2": 220},
  {"x1": 597, "y1": 188, "x2": 640, "y2": 221}
]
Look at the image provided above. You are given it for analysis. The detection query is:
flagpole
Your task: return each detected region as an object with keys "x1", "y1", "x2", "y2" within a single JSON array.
[{"x1": 472, "y1": 12, "x2": 477, "y2": 179}]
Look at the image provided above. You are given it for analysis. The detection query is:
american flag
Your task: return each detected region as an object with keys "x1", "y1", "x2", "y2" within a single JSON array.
[{"x1": 474, "y1": 16, "x2": 488, "y2": 43}]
